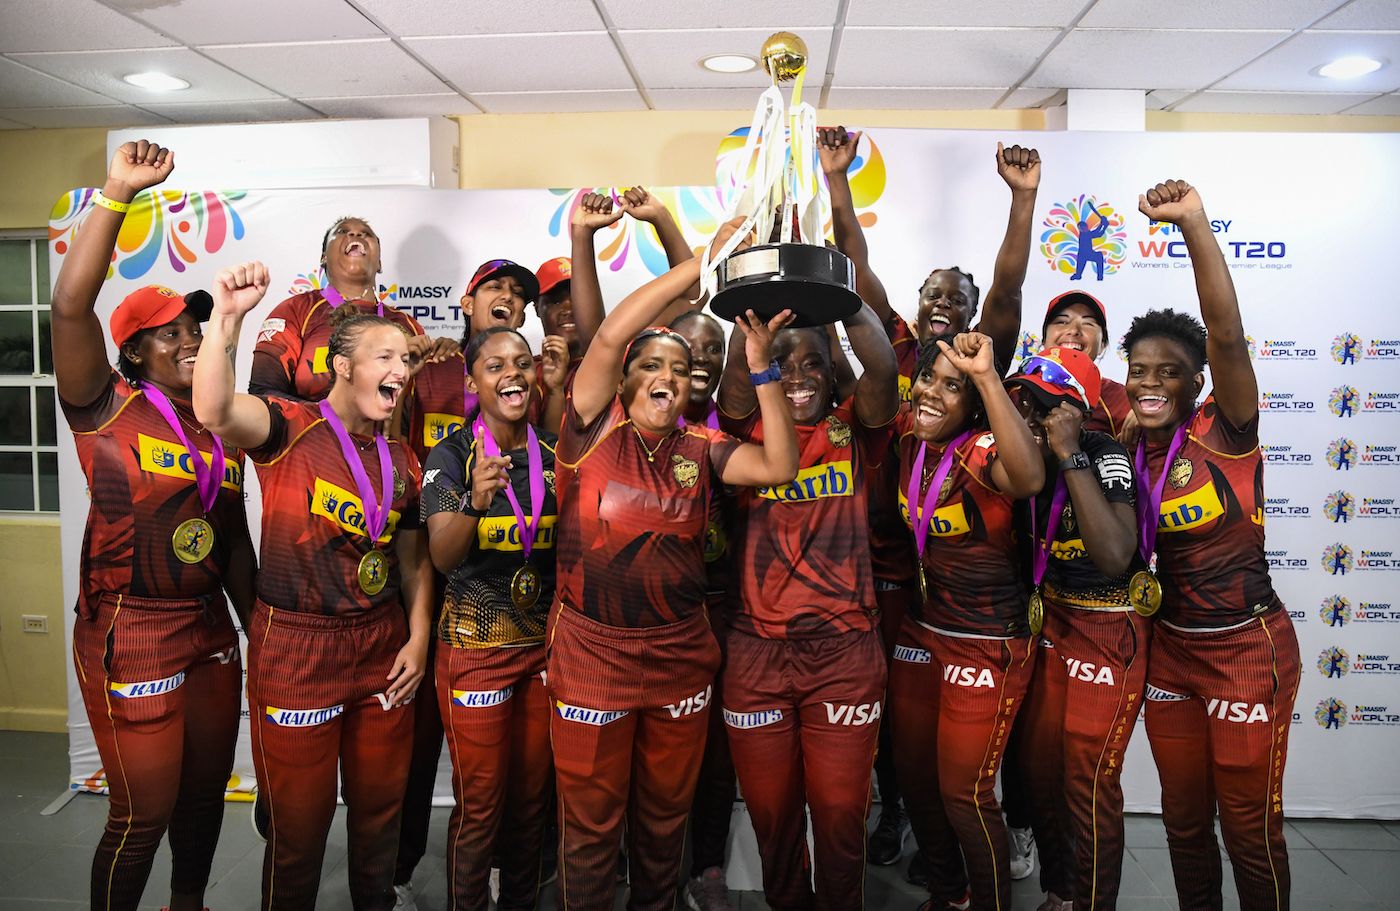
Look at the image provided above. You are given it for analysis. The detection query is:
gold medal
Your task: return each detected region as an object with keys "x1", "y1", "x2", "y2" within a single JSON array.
[
  {"x1": 917, "y1": 564, "x2": 929, "y2": 604},
  {"x1": 172, "y1": 517, "x2": 215, "y2": 564},
  {"x1": 1028, "y1": 588, "x2": 1045, "y2": 636},
  {"x1": 1129, "y1": 570, "x2": 1162, "y2": 617},
  {"x1": 511, "y1": 563, "x2": 541, "y2": 610},
  {"x1": 358, "y1": 549, "x2": 388, "y2": 595}
]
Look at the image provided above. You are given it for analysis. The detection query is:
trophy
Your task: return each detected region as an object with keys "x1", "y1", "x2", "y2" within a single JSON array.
[{"x1": 703, "y1": 32, "x2": 862, "y2": 328}]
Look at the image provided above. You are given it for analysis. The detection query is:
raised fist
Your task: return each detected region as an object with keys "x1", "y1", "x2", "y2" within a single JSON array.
[
  {"x1": 1138, "y1": 179, "x2": 1204, "y2": 225},
  {"x1": 996, "y1": 142, "x2": 1040, "y2": 192},
  {"x1": 109, "y1": 140, "x2": 174, "y2": 194}
]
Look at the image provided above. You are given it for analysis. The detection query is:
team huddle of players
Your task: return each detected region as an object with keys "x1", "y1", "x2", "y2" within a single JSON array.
[{"x1": 54, "y1": 136, "x2": 1300, "y2": 911}]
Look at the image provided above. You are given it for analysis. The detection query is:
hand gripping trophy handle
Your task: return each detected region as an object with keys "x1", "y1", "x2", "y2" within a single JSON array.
[{"x1": 701, "y1": 32, "x2": 861, "y2": 328}]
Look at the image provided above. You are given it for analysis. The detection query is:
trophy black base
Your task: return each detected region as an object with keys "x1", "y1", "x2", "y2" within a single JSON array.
[{"x1": 712, "y1": 243, "x2": 861, "y2": 328}]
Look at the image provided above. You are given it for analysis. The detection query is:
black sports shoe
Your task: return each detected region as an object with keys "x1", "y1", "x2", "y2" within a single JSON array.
[
  {"x1": 868, "y1": 802, "x2": 911, "y2": 865},
  {"x1": 905, "y1": 850, "x2": 928, "y2": 888},
  {"x1": 251, "y1": 793, "x2": 271, "y2": 842}
]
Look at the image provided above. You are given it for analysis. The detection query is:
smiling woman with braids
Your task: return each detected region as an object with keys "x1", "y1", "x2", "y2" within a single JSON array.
[{"x1": 194, "y1": 266, "x2": 432, "y2": 911}]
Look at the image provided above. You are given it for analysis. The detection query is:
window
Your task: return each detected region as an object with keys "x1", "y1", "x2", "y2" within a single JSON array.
[{"x1": 0, "y1": 232, "x2": 58, "y2": 512}]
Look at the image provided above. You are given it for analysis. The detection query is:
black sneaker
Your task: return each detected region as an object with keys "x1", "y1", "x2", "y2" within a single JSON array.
[
  {"x1": 905, "y1": 850, "x2": 928, "y2": 888},
  {"x1": 868, "y1": 803, "x2": 911, "y2": 865},
  {"x1": 251, "y1": 793, "x2": 270, "y2": 842}
]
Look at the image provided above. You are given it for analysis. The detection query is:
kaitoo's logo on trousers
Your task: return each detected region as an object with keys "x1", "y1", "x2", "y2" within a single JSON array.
[
  {"x1": 265, "y1": 704, "x2": 344, "y2": 727},
  {"x1": 109, "y1": 672, "x2": 185, "y2": 699}
]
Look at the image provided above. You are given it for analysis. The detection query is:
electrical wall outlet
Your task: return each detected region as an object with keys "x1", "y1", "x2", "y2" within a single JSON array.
[{"x1": 21, "y1": 615, "x2": 48, "y2": 634}]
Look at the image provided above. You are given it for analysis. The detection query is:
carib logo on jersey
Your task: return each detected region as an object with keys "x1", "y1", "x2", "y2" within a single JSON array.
[
  {"x1": 896, "y1": 488, "x2": 971, "y2": 538},
  {"x1": 138, "y1": 433, "x2": 243, "y2": 492},
  {"x1": 311, "y1": 478, "x2": 401, "y2": 544},
  {"x1": 478, "y1": 514, "x2": 558, "y2": 551},
  {"x1": 757, "y1": 459, "x2": 854, "y2": 502}
]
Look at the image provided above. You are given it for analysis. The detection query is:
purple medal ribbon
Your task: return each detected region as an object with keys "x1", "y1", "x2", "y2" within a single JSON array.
[
  {"x1": 678, "y1": 401, "x2": 720, "y2": 430},
  {"x1": 143, "y1": 386, "x2": 225, "y2": 514},
  {"x1": 472, "y1": 416, "x2": 545, "y2": 559},
  {"x1": 1133, "y1": 413, "x2": 1193, "y2": 567},
  {"x1": 319, "y1": 400, "x2": 394, "y2": 542},
  {"x1": 322, "y1": 284, "x2": 385, "y2": 318},
  {"x1": 1030, "y1": 478, "x2": 1071, "y2": 586},
  {"x1": 907, "y1": 430, "x2": 975, "y2": 557}
]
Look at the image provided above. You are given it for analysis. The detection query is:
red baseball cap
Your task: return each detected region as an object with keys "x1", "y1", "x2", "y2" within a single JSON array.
[
  {"x1": 535, "y1": 257, "x2": 572, "y2": 297},
  {"x1": 466, "y1": 259, "x2": 539, "y2": 303},
  {"x1": 1006, "y1": 345, "x2": 1102, "y2": 413},
  {"x1": 109, "y1": 285, "x2": 213, "y2": 347},
  {"x1": 1042, "y1": 290, "x2": 1108, "y2": 338}
]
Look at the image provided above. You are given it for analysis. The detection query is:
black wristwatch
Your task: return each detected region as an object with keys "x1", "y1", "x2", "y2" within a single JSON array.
[{"x1": 1058, "y1": 451, "x2": 1090, "y2": 472}]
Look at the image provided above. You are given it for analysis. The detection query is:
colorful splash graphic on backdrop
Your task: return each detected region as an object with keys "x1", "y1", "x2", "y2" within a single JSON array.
[
  {"x1": 288, "y1": 270, "x2": 326, "y2": 296},
  {"x1": 1039, "y1": 194, "x2": 1127, "y2": 280},
  {"x1": 49, "y1": 188, "x2": 247, "y2": 280},
  {"x1": 715, "y1": 127, "x2": 887, "y2": 232},
  {"x1": 546, "y1": 186, "x2": 729, "y2": 277}
]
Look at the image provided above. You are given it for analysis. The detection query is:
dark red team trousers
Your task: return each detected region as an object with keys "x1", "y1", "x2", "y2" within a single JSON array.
[
  {"x1": 888, "y1": 617, "x2": 1035, "y2": 911},
  {"x1": 246, "y1": 600, "x2": 414, "y2": 911},
  {"x1": 1019, "y1": 602, "x2": 1151, "y2": 910},
  {"x1": 546, "y1": 605, "x2": 720, "y2": 911},
  {"x1": 723, "y1": 627, "x2": 886, "y2": 911},
  {"x1": 688, "y1": 602, "x2": 737, "y2": 878},
  {"x1": 436, "y1": 643, "x2": 552, "y2": 911},
  {"x1": 72, "y1": 591, "x2": 241, "y2": 911},
  {"x1": 1144, "y1": 607, "x2": 1301, "y2": 911}
]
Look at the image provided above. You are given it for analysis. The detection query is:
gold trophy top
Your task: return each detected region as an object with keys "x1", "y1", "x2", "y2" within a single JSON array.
[{"x1": 761, "y1": 32, "x2": 808, "y2": 83}]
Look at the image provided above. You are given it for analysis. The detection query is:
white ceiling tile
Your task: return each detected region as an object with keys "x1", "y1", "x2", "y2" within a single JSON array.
[
  {"x1": 1027, "y1": 29, "x2": 1287, "y2": 90},
  {"x1": 406, "y1": 33, "x2": 634, "y2": 92},
  {"x1": 0, "y1": 104, "x2": 171, "y2": 128},
  {"x1": 825, "y1": 87, "x2": 1007, "y2": 109},
  {"x1": 1313, "y1": 0, "x2": 1400, "y2": 30},
  {"x1": 838, "y1": 28, "x2": 1057, "y2": 88},
  {"x1": 1341, "y1": 91, "x2": 1400, "y2": 114},
  {"x1": 139, "y1": 99, "x2": 322, "y2": 124},
  {"x1": 1147, "y1": 89, "x2": 1192, "y2": 109},
  {"x1": 12, "y1": 47, "x2": 279, "y2": 103},
  {"x1": 621, "y1": 27, "x2": 833, "y2": 89},
  {"x1": 1170, "y1": 89, "x2": 1375, "y2": 113},
  {"x1": 602, "y1": 0, "x2": 839, "y2": 30},
  {"x1": 304, "y1": 93, "x2": 475, "y2": 118},
  {"x1": 0, "y1": 0, "x2": 177, "y2": 53},
  {"x1": 999, "y1": 86, "x2": 1067, "y2": 108},
  {"x1": 1081, "y1": 0, "x2": 1344, "y2": 30},
  {"x1": 201, "y1": 39, "x2": 449, "y2": 98},
  {"x1": 0, "y1": 57, "x2": 118, "y2": 108},
  {"x1": 355, "y1": 0, "x2": 604, "y2": 35},
  {"x1": 1216, "y1": 30, "x2": 1400, "y2": 91},
  {"x1": 648, "y1": 87, "x2": 795, "y2": 109},
  {"x1": 847, "y1": 0, "x2": 1089, "y2": 28},
  {"x1": 107, "y1": 0, "x2": 383, "y2": 44},
  {"x1": 472, "y1": 90, "x2": 647, "y2": 114}
]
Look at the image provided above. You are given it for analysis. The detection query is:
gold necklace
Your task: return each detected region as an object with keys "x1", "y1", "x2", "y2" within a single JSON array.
[{"x1": 632, "y1": 425, "x2": 674, "y2": 463}]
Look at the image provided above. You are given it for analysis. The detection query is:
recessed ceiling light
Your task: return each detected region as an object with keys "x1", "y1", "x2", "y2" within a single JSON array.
[
  {"x1": 122, "y1": 71, "x2": 190, "y2": 91},
  {"x1": 700, "y1": 54, "x2": 757, "y2": 74},
  {"x1": 1316, "y1": 56, "x2": 1384, "y2": 80}
]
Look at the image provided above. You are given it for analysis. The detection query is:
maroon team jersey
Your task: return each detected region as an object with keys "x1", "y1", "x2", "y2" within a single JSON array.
[
  {"x1": 1145, "y1": 394, "x2": 1274, "y2": 628},
  {"x1": 869, "y1": 313, "x2": 920, "y2": 586},
  {"x1": 248, "y1": 398, "x2": 422, "y2": 616},
  {"x1": 1087, "y1": 377, "x2": 1131, "y2": 437},
  {"x1": 249, "y1": 290, "x2": 425, "y2": 402},
  {"x1": 896, "y1": 408, "x2": 1027, "y2": 637},
  {"x1": 554, "y1": 395, "x2": 741, "y2": 628},
  {"x1": 62, "y1": 373, "x2": 249, "y2": 614},
  {"x1": 724, "y1": 399, "x2": 886, "y2": 639},
  {"x1": 408, "y1": 351, "x2": 469, "y2": 466}
]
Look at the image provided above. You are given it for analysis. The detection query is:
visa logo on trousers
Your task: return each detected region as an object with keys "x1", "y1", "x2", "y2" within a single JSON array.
[
  {"x1": 665, "y1": 685, "x2": 711, "y2": 718},
  {"x1": 109, "y1": 671, "x2": 186, "y2": 699},
  {"x1": 823, "y1": 702, "x2": 882, "y2": 726},
  {"x1": 451, "y1": 686, "x2": 514, "y2": 708},
  {"x1": 265, "y1": 704, "x2": 344, "y2": 727},
  {"x1": 1207, "y1": 699, "x2": 1270, "y2": 723},
  {"x1": 1065, "y1": 658, "x2": 1116, "y2": 686},
  {"x1": 944, "y1": 665, "x2": 996, "y2": 688},
  {"x1": 723, "y1": 708, "x2": 784, "y2": 729},
  {"x1": 555, "y1": 701, "x2": 629, "y2": 726}
]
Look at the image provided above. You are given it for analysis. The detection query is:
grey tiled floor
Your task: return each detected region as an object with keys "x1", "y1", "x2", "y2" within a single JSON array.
[{"x1": 1, "y1": 731, "x2": 1396, "y2": 909}]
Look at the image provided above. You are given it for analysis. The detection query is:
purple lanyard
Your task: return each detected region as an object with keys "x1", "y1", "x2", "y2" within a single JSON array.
[
  {"x1": 472, "y1": 416, "x2": 545, "y2": 559},
  {"x1": 1030, "y1": 478, "x2": 1070, "y2": 586},
  {"x1": 318, "y1": 400, "x2": 393, "y2": 542},
  {"x1": 143, "y1": 386, "x2": 225, "y2": 514},
  {"x1": 907, "y1": 430, "x2": 975, "y2": 557},
  {"x1": 1133, "y1": 414, "x2": 1193, "y2": 565},
  {"x1": 322, "y1": 284, "x2": 384, "y2": 318},
  {"x1": 679, "y1": 401, "x2": 720, "y2": 430}
]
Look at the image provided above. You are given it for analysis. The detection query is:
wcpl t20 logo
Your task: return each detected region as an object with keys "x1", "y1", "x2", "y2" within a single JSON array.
[{"x1": 1040, "y1": 195, "x2": 1127, "y2": 281}]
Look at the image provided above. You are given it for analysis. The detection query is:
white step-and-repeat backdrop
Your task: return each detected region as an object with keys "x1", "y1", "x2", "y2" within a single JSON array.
[{"x1": 51, "y1": 128, "x2": 1400, "y2": 823}]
